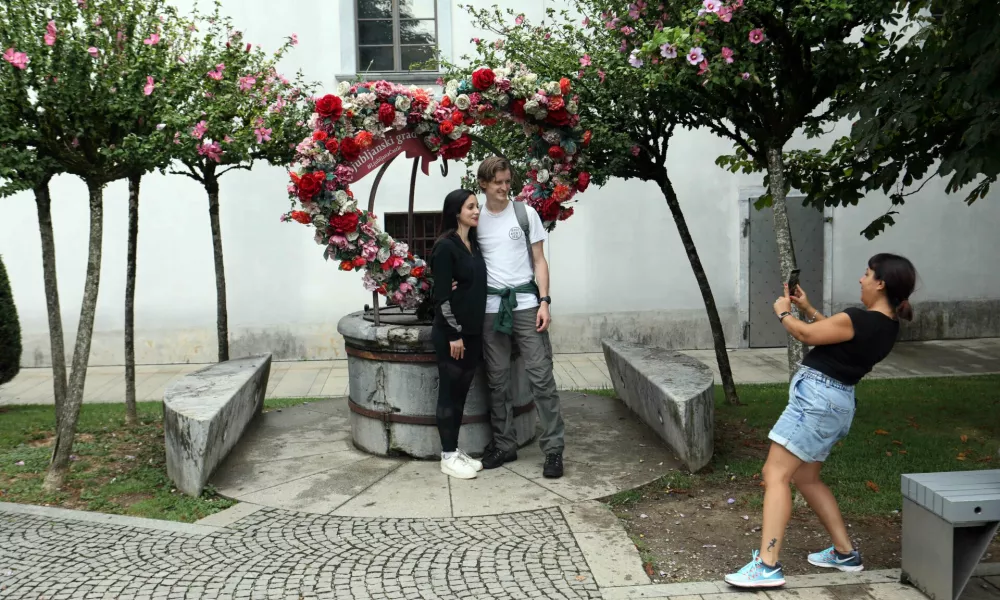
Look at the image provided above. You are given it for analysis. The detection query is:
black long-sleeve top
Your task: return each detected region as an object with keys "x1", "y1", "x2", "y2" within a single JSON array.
[{"x1": 430, "y1": 233, "x2": 487, "y2": 341}]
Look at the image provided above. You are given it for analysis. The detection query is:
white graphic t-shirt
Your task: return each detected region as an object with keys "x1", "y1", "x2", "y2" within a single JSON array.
[{"x1": 477, "y1": 200, "x2": 548, "y2": 314}]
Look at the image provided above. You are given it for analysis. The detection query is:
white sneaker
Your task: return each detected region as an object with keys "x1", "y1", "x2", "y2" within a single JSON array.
[
  {"x1": 456, "y1": 449, "x2": 483, "y2": 471},
  {"x1": 441, "y1": 454, "x2": 477, "y2": 479}
]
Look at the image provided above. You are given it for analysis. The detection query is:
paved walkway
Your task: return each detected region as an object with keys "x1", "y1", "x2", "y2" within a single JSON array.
[
  {"x1": 3, "y1": 338, "x2": 1000, "y2": 406},
  {"x1": 209, "y1": 393, "x2": 682, "y2": 517},
  {"x1": 1, "y1": 501, "x2": 997, "y2": 599}
]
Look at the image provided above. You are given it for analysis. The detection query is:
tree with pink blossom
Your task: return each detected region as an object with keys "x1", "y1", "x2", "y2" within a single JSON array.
[
  {"x1": 617, "y1": 0, "x2": 903, "y2": 373},
  {"x1": 442, "y1": 3, "x2": 742, "y2": 404},
  {"x1": 165, "y1": 0, "x2": 315, "y2": 362},
  {"x1": 0, "y1": 0, "x2": 202, "y2": 490}
]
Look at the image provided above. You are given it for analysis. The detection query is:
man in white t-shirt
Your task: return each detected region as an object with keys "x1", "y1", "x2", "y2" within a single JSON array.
[{"x1": 475, "y1": 156, "x2": 565, "y2": 478}]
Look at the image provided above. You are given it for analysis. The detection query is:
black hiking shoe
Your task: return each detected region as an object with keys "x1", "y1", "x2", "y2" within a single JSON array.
[
  {"x1": 481, "y1": 445, "x2": 517, "y2": 469},
  {"x1": 543, "y1": 452, "x2": 564, "y2": 478}
]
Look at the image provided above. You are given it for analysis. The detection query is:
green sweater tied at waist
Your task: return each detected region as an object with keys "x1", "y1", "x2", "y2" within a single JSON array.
[{"x1": 487, "y1": 281, "x2": 539, "y2": 334}]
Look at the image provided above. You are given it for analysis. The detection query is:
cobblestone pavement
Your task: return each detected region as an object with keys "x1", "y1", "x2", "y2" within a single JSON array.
[{"x1": 0, "y1": 506, "x2": 601, "y2": 599}]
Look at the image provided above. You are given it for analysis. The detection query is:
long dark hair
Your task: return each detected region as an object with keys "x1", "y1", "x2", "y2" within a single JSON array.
[
  {"x1": 434, "y1": 188, "x2": 479, "y2": 251},
  {"x1": 868, "y1": 253, "x2": 917, "y2": 321}
]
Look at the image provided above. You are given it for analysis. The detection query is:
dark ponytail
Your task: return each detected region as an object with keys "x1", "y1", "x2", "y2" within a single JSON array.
[{"x1": 868, "y1": 253, "x2": 917, "y2": 321}]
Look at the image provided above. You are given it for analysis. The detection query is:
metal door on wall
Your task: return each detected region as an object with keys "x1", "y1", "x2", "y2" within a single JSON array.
[{"x1": 748, "y1": 197, "x2": 825, "y2": 348}]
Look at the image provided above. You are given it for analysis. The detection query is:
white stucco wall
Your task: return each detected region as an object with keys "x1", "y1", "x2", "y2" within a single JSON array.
[{"x1": 1, "y1": 0, "x2": 998, "y2": 367}]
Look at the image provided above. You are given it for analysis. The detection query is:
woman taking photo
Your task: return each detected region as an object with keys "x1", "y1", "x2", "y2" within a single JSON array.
[
  {"x1": 429, "y1": 189, "x2": 488, "y2": 480},
  {"x1": 726, "y1": 253, "x2": 917, "y2": 588}
]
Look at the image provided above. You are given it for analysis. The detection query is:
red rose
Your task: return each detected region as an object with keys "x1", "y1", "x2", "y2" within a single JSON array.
[
  {"x1": 472, "y1": 67, "x2": 496, "y2": 91},
  {"x1": 339, "y1": 260, "x2": 353, "y2": 271},
  {"x1": 296, "y1": 171, "x2": 325, "y2": 201},
  {"x1": 548, "y1": 146, "x2": 565, "y2": 161},
  {"x1": 442, "y1": 135, "x2": 472, "y2": 160},
  {"x1": 576, "y1": 171, "x2": 591, "y2": 192},
  {"x1": 451, "y1": 111, "x2": 464, "y2": 124},
  {"x1": 290, "y1": 210, "x2": 312, "y2": 225},
  {"x1": 324, "y1": 138, "x2": 339, "y2": 154},
  {"x1": 545, "y1": 108, "x2": 571, "y2": 127},
  {"x1": 352, "y1": 256, "x2": 367, "y2": 267},
  {"x1": 538, "y1": 198, "x2": 561, "y2": 222},
  {"x1": 411, "y1": 266, "x2": 425, "y2": 278},
  {"x1": 560, "y1": 77, "x2": 571, "y2": 95},
  {"x1": 511, "y1": 98, "x2": 526, "y2": 119},
  {"x1": 378, "y1": 103, "x2": 395, "y2": 126},
  {"x1": 315, "y1": 94, "x2": 343, "y2": 120},
  {"x1": 482, "y1": 117, "x2": 498, "y2": 126},
  {"x1": 548, "y1": 96, "x2": 565, "y2": 111},
  {"x1": 440, "y1": 96, "x2": 452, "y2": 108},
  {"x1": 439, "y1": 120, "x2": 455, "y2": 135},
  {"x1": 339, "y1": 137, "x2": 361, "y2": 162},
  {"x1": 559, "y1": 207, "x2": 574, "y2": 220},
  {"x1": 313, "y1": 130, "x2": 328, "y2": 141},
  {"x1": 464, "y1": 117, "x2": 475, "y2": 126},
  {"x1": 583, "y1": 130, "x2": 592, "y2": 146},
  {"x1": 330, "y1": 211, "x2": 360, "y2": 233}
]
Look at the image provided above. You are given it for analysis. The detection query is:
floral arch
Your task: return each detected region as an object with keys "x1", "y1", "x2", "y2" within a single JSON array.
[{"x1": 282, "y1": 64, "x2": 592, "y2": 308}]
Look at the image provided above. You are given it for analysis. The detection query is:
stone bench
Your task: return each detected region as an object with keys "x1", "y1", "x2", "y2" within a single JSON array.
[
  {"x1": 164, "y1": 354, "x2": 272, "y2": 496},
  {"x1": 602, "y1": 341, "x2": 714, "y2": 471},
  {"x1": 900, "y1": 470, "x2": 1000, "y2": 600}
]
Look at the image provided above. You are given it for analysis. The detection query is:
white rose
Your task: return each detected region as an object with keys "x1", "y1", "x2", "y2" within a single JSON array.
[
  {"x1": 396, "y1": 263, "x2": 411, "y2": 277},
  {"x1": 448, "y1": 129, "x2": 462, "y2": 140},
  {"x1": 377, "y1": 247, "x2": 391, "y2": 263},
  {"x1": 446, "y1": 80, "x2": 459, "y2": 94},
  {"x1": 524, "y1": 100, "x2": 540, "y2": 113},
  {"x1": 342, "y1": 199, "x2": 357, "y2": 215},
  {"x1": 393, "y1": 112, "x2": 407, "y2": 129},
  {"x1": 415, "y1": 122, "x2": 431, "y2": 135},
  {"x1": 455, "y1": 94, "x2": 471, "y2": 110},
  {"x1": 395, "y1": 96, "x2": 411, "y2": 111},
  {"x1": 337, "y1": 81, "x2": 351, "y2": 95},
  {"x1": 567, "y1": 100, "x2": 579, "y2": 114},
  {"x1": 497, "y1": 95, "x2": 510, "y2": 107},
  {"x1": 347, "y1": 231, "x2": 360, "y2": 242},
  {"x1": 537, "y1": 169, "x2": 550, "y2": 184}
]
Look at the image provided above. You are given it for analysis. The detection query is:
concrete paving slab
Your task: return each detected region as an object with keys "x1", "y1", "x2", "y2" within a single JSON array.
[
  {"x1": 212, "y1": 450, "x2": 369, "y2": 497},
  {"x1": 573, "y1": 528, "x2": 650, "y2": 588},
  {"x1": 332, "y1": 460, "x2": 451, "y2": 518},
  {"x1": 449, "y1": 467, "x2": 570, "y2": 516},
  {"x1": 560, "y1": 501, "x2": 625, "y2": 534}
]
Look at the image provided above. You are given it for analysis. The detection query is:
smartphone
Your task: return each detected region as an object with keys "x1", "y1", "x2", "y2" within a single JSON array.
[{"x1": 787, "y1": 269, "x2": 801, "y2": 294}]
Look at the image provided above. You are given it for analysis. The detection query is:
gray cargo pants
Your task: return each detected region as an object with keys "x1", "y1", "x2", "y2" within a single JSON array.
[{"x1": 482, "y1": 307, "x2": 565, "y2": 455}]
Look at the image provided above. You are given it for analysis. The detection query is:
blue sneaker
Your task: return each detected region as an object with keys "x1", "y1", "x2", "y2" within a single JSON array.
[
  {"x1": 807, "y1": 546, "x2": 864, "y2": 572},
  {"x1": 724, "y1": 550, "x2": 786, "y2": 588}
]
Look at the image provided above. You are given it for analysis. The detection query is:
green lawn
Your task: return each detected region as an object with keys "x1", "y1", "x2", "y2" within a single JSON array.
[
  {"x1": 0, "y1": 397, "x2": 314, "y2": 522},
  {"x1": 708, "y1": 375, "x2": 1000, "y2": 515}
]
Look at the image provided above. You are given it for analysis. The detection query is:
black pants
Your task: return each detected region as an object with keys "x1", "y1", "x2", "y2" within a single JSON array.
[{"x1": 432, "y1": 328, "x2": 483, "y2": 453}]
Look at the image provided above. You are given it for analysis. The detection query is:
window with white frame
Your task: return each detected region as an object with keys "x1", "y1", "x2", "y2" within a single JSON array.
[{"x1": 356, "y1": 0, "x2": 439, "y2": 73}]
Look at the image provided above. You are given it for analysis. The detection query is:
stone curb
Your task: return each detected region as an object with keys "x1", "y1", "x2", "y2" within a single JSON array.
[
  {"x1": 0, "y1": 501, "x2": 223, "y2": 536},
  {"x1": 600, "y1": 565, "x2": 1000, "y2": 598}
]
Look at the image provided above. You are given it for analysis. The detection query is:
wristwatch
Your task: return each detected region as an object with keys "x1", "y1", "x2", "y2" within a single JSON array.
[
  {"x1": 540, "y1": 296, "x2": 552, "y2": 305},
  {"x1": 777, "y1": 311, "x2": 792, "y2": 322}
]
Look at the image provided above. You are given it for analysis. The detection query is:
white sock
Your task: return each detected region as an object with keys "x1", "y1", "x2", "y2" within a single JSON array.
[{"x1": 442, "y1": 451, "x2": 457, "y2": 460}]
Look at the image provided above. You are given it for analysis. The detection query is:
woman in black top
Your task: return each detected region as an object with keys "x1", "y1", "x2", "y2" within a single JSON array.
[
  {"x1": 429, "y1": 189, "x2": 488, "y2": 480},
  {"x1": 726, "y1": 253, "x2": 917, "y2": 589}
]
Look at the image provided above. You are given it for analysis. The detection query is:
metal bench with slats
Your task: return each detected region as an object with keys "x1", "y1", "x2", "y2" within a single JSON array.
[{"x1": 900, "y1": 469, "x2": 1000, "y2": 600}]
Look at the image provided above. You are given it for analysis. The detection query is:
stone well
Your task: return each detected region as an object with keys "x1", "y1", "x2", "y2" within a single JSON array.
[{"x1": 337, "y1": 310, "x2": 537, "y2": 458}]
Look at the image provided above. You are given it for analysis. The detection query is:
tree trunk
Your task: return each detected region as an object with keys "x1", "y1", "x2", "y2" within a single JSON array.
[
  {"x1": 205, "y1": 168, "x2": 229, "y2": 362},
  {"x1": 124, "y1": 173, "x2": 140, "y2": 426},
  {"x1": 765, "y1": 147, "x2": 806, "y2": 378},
  {"x1": 658, "y1": 178, "x2": 740, "y2": 405},
  {"x1": 43, "y1": 181, "x2": 104, "y2": 492},
  {"x1": 34, "y1": 180, "x2": 68, "y2": 415}
]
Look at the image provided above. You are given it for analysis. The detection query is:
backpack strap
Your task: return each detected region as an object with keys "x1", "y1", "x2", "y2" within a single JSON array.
[{"x1": 512, "y1": 200, "x2": 534, "y2": 273}]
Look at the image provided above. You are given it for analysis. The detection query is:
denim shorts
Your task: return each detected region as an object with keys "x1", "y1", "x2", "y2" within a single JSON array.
[{"x1": 768, "y1": 366, "x2": 856, "y2": 463}]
